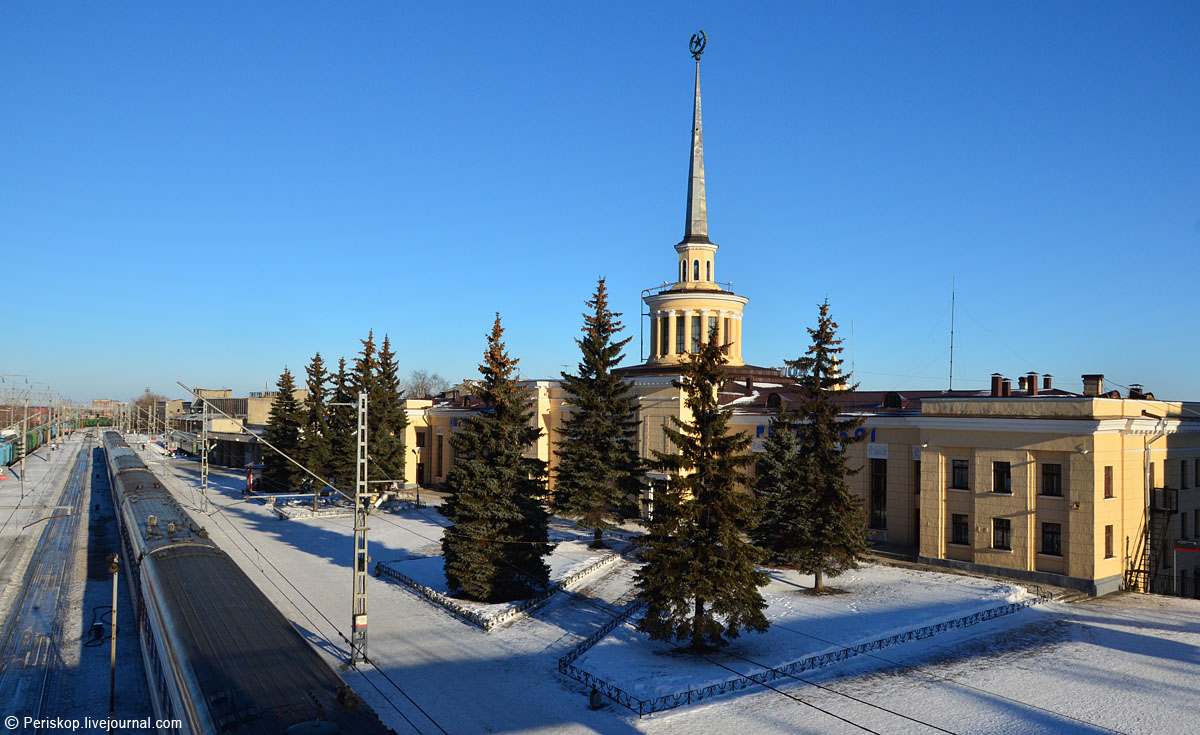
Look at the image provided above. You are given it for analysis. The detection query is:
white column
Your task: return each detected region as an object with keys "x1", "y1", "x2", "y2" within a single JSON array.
[
  {"x1": 664, "y1": 310, "x2": 676, "y2": 357},
  {"x1": 649, "y1": 312, "x2": 659, "y2": 359},
  {"x1": 733, "y1": 313, "x2": 743, "y2": 362}
]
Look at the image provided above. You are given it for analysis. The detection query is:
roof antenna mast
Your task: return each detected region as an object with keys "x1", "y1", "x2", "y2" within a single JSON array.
[{"x1": 948, "y1": 275, "x2": 956, "y2": 391}]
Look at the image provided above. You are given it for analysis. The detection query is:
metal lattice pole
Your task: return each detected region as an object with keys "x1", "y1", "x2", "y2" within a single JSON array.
[
  {"x1": 200, "y1": 400, "x2": 210, "y2": 513},
  {"x1": 351, "y1": 390, "x2": 369, "y2": 664}
]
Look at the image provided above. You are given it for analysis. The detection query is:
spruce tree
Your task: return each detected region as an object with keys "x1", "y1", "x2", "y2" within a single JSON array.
[
  {"x1": 635, "y1": 328, "x2": 768, "y2": 651},
  {"x1": 784, "y1": 300, "x2": 869, "y2": 591},
  {"x1": 263, "y1": 367, "x2": 304, "y2": 493},
  {"x1": 441, "y1": 314, "x2": 551, "y2": 602},
  {"x1": 371, "y1": 334, "x2": 408, "y2": 486},
  {"x1": 299, "y1": 352, "x2": 333, "y2": 485},
  {"x1": 553, "y1": 278, "x2": 642, "y2": 548},
  {"x1": 750, "y1": 408, "x2": 808, "y2": 565},
  {"x1": 327, "y1": 357, "x2": 356, "y2": 491}
]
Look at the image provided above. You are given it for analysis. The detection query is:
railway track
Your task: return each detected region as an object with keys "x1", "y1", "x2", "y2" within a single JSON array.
[{"x1": 0, "y1": 438, "x2": 91, "y2": 722}]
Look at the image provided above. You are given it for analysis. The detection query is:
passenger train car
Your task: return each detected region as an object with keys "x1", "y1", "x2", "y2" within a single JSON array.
[{"x1": 101, "y1": 431, "x2": 390, "y2": 735}]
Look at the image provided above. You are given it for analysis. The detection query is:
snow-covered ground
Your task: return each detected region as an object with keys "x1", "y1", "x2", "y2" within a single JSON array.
[
  {"x1": 0, "y1": 433, "x2": 81, "y2": 623},
  {"x1": 575, "y1": 566, "x2": 1031, "y2": 701},
  {"x1": 134, "y1": 441, "x2": 1200, "y2": 735}
]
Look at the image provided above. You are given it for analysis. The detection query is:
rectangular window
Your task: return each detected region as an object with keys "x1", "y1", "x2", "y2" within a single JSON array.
[
  {"x1": 690, "y1": 315, "x2": 701, "y2": 353},
  {"x1": 660, "y1": 316, "x2": 670, "y2": 355},
  {"x1": 992, "y1": 518, "x2": 1012, "y2": 550},
  {"x1": 993, "y1": 461, "x2": 1012, "y2": 494},
  {"x1": 676, "y1": 315, "x2": 686, "y2": 355},
  {"x1": 707, "y1": 315, "x2": 718, "y2": 343},
  {"x1": 1182, "y1": 513, "x2": 1189, "y2": 540},
  {"x1": 1041, "y1": 522, "x2": 1062, "y2": 556},
  {"x1": 1182, "y1": 459, "x2": 1189, "y2": 489},
  {"x1": 950, "y1": 459, "x2": 969, "y2": 490},
  {"x1": 415, "y1": 432, "x2": 426, "y2": 448},
  {"x1": 1105, "y1": 524, "x2": 1114, "y2": 559},
  {"x1": 951, "y1": 514, "x2": 969, "y2": 545},
  {"x1": 724, "y1": 317, "x2": 731, "y2": 345},
  {"x1": 913, "y1": 460, "x2": 921, "y2": 495},
  {"x1": 1041, "y1": 463, "x2": 1062, "y2": 497},
  {"x1": 436, "y1": 434, "x2": 444, "y2": 477},
  {"x1": 869, "y1": 458, "x2": 887, "y2": 530},
  {"x1": 1104, "y1": 466, "x2": 1114, "y2": 498}
]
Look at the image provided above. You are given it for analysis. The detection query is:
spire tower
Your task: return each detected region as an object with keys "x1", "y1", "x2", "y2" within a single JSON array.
[{"x1": 642, "y1": 31, "x2": 749, "y2": 369}]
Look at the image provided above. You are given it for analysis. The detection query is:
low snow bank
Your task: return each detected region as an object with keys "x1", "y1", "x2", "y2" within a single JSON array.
[{"x1": 572, "y1": 565, "x2": 1038, "y2": 710}]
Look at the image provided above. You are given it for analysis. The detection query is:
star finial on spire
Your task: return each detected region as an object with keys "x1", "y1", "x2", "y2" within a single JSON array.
[
  {"x1": 690, "y1": 30, "x2": 706, "y2": 61},
  {"x1": 683, "y1": 31, "x2": 709, "y2": 244}
]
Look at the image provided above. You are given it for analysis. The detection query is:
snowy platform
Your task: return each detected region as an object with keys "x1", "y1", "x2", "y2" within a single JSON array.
[
  {"x1": 566, "y1": 565, "x2": 1042, "y2": 714},
  {"x1": 377, "y1": 542, "x2": 623, "y2": 630}
]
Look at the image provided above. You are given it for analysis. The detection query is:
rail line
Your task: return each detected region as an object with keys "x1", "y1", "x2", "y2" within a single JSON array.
[{"x1": 0, "y1": 438, "x2": 91, "y2": 721}]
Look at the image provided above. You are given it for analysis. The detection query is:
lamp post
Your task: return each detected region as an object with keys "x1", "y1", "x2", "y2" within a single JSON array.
[
  {"x1": 107, "y1": 553, "x2": 119, "y2": 734},
  {"x1": 411, "y1": 447, "x2": 420, "y2": 508}
]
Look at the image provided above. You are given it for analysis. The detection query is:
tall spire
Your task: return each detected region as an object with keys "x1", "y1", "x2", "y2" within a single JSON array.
[{"x1": 684, "y1": 31, "x2": 709, "y2": 244}]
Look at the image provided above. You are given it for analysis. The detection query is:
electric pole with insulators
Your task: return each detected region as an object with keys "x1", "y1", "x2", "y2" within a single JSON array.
[{"x1": 351, "y1": 391, "x2": 370, "y2": 664}]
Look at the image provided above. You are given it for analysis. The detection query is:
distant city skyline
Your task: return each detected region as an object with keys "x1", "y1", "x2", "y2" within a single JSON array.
[{"x1": 4, "y1": 3, "x2": 1198, "y2": 402}]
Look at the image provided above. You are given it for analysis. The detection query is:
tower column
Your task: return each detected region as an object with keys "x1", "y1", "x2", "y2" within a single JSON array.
[
  {"x1": 734, "y1": 314, "x2": 743, "y2": 362},
  {"x1": 649, "y1": 313, "x2": 660, "y2": 359}
]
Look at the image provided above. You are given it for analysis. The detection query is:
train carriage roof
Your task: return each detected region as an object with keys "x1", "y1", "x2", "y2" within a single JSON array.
[
  {"x1": 147, "y1": 546, "x2": 388, "y2": 734},
  {"x1": 113, "y1": 455, "x2": 145, "y2": 472}
]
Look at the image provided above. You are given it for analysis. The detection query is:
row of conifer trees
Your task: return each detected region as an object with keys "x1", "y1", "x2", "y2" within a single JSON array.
[
  {"x1": 435, "y1": 279, "x2": 869, "y2": 653},
  {"x1": 261, "y1": 332, "x2": 408, "y2": 495},
  {"x1": 261, "y1": 279, "x2": 869, "y2": 652}
]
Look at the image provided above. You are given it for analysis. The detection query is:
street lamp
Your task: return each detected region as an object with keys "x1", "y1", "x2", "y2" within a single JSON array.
[{"x1": 411, "y1": 447, "x2": 421, "y2": 508}]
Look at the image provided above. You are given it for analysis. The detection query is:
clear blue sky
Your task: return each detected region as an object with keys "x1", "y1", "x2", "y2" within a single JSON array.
[{"x1": 4, "y1": 2, "x2": 1198, "y2": 403}]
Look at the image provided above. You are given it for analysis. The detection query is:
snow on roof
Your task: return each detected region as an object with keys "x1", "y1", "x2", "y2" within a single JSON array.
[
  {"x1": 733, "y1": 380, "x2": 783, "y2": 388},
  {"x1": 726, "y1": 390, "x2": 760, "y2": 406}
]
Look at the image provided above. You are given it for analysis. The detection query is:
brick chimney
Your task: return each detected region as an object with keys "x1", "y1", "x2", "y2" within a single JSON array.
[
  {"x1": 1026, "y1": 372, "x2": 1039, "y2": 397},
  {"x1": 1042, "y1": 374, "x2": 1053, "y2": 391},
  {"x1": 1001, "y1": 378, "x2": 1012, "y2": 397},
  {"x1": 1082, "y1": 374, "x2": 1105, "y2": 397},
  {"x1": 1128, "y1": 383, "x2": 1145, "y2": 399},
  {"x1": 990, "y1": 373, "x2": 1003, "y2": 397}
]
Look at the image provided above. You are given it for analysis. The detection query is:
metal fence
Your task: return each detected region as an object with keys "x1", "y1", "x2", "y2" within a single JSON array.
[
  {"x1": 558, "y1": 589, "x2": 1053, "y2": 717},
  {"x1": 1148, "y1": 573, "x2": 1199, "y2": 599},
  {"x1": 375, "y1": 552, "x2": 623, "y2": 631}
]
